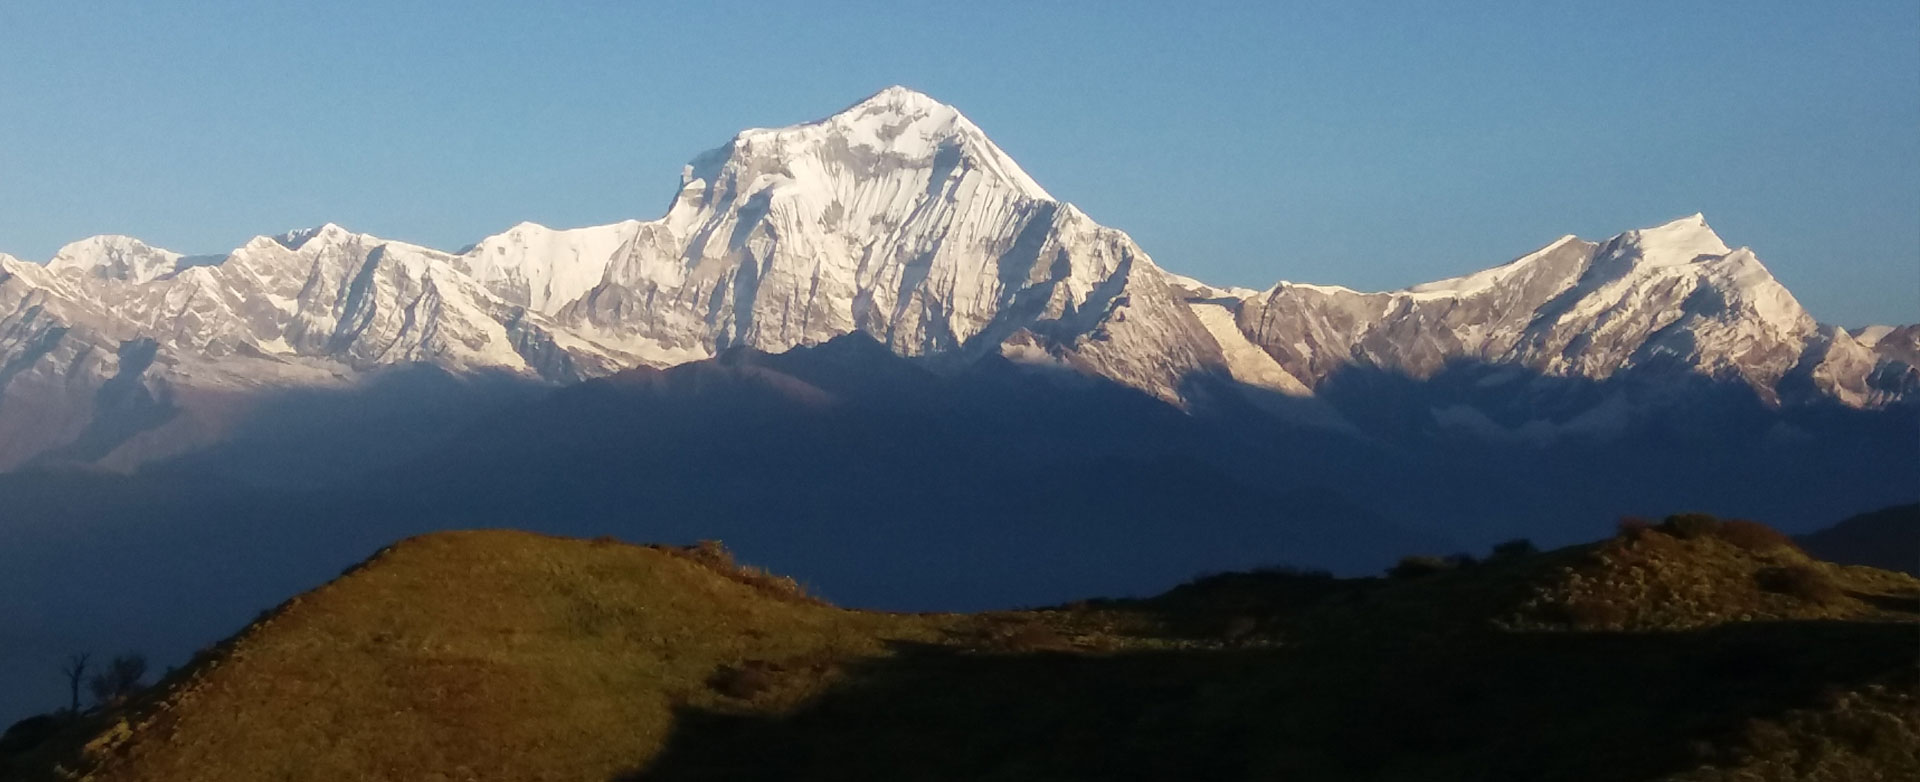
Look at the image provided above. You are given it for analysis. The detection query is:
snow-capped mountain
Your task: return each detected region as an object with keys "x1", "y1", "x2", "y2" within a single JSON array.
[
  {"x1": 1233, "y1": 214, "x2": 1914, "y2": 408},
  {"x1": 0, "y1": 86, "x2": 1912, "y2": 470},
  {"x1": 473, "y1": 85, "x2": 1227, "y2": 395}
]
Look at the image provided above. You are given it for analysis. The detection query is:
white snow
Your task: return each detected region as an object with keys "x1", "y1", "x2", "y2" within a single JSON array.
[
  {"x1": 1626, "y1": 213, "x2": 1731, "y2": 264},
  {"x1": 46, "y1": 235, "x2": 185, "y2": 283},
  {"x1": 732, "y1": 85, "x2": 1053, "y2": 202},
  {"x1": 1404, "y1": 235, "x2": 1580, "y2": 299},
  {"x1": 1163, "y1": 272, "x2": 1260, "y2": 300},
  {"x1": 1851, "y1": 325, "x2": 1894, "y2": 348},
  {"x1": 458, "y1": 220, "x2": 640, "y2": 313},
  {"x1": 0, "y1": 89, "x2": 1905, "y2": 428},
  {"x1": 1273, "y1": 281, "x2": 1362, "y2": 296},
  {"x1": 1187, "y1": 300, "x2": 1312, "y2": 395}
]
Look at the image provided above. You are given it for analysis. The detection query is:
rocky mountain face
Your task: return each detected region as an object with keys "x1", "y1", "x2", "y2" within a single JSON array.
[
  {"x1": 0, "y1": 86, "x2": 1913, "y2": 471},
  {"x1": 1234, "y1": 216, "x2": 1914, "y2": 409}
]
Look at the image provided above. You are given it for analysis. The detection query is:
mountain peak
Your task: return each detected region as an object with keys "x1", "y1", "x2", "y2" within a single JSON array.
[
  {"x1": 274, "y1": 223, "x2": 354, "y2": 251},
  {"x1": 1624, "y1": 213, "x2": 1731, "y2": 262},
  {"x1": 841, "y1": 84, "x2": 950, "y2": 116},
  {"x1": 711, "y1": 87, "x2": 1052, "y2": 202},
  {"x1": 51, "y1": 233, "x2": 164, "y2": 258},
  {"x1": 47, "y1": 234, "x2": 183, "y2": 282}
]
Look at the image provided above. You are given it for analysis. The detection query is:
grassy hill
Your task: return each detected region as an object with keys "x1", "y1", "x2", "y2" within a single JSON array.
[{"x1": 6, "y1": 516, "x2": 1917, "y2": 781}]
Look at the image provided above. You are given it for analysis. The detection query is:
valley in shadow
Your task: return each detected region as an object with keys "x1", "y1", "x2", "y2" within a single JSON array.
[{"x1": 0, "y1": 336, "x2": 1913, "y2": 724}]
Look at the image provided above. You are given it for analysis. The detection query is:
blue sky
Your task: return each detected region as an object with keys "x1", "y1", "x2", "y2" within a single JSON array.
[{"x1": 1, "y1": 1, "x2": 1914, "y2": 325}]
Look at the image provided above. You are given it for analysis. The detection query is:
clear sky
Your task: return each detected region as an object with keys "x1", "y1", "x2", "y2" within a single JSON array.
[{"x1": 1, "y1": 1, "x2": 1914, "y2": 325}]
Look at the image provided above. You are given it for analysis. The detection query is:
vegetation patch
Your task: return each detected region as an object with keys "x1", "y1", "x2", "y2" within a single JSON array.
[
  {"x1": 1503, "y1": 515, "x2": 1919, "y2": 632},
  {"x1": 7, "y1": 517, "x2": 1917, "y2": 782}
]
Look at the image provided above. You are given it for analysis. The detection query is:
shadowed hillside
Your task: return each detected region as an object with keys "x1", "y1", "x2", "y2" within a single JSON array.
[
  {"x1": 4, "y1": 331, "x2": 1915, "y2": 723},
  {"x1": 1797, "y1": 504, "x2": 1919, "y2": 576},
  {"x1": 6, "y1": 515, "x2": 1917, "y2": 781}
]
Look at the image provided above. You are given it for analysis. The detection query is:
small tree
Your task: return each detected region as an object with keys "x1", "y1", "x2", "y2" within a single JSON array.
[
  {"x1": 88, "y1": 653, "x2": 147, "y2": 707},
  {"x1": 59, "y1": 652, "x2": 91, "y2": 714}
]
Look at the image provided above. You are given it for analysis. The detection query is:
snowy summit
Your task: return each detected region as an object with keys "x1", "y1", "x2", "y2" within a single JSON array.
[{"x1": 0, "y1": 87, "x2": 1913, "y2": 469}]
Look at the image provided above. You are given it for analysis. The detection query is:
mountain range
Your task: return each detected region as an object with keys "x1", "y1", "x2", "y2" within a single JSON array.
[
  {"x1": 1, "y1": 87, "x2": 1915, "y2": 726},
  {"x1": 3, "y1": 86, "x2": 1914, "y2": 473}
]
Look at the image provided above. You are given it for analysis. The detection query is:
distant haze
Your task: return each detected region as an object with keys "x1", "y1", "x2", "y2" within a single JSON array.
[{"x1": 0, "y1": 1, "x2": 1913, "y2": 325}]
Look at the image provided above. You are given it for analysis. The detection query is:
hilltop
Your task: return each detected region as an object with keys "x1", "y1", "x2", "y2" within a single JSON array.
[{"x1": 6, "y1": 515, "x2": 1917, "y2": 781}]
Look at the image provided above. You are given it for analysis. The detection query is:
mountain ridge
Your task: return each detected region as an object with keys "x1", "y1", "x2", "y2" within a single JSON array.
[{"x1": 0, "y1": 86, "x2": 1914, "y2": 471}]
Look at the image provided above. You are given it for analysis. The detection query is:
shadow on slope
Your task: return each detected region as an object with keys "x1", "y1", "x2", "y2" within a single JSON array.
[
  {"x1": 1192, "y1": 357, "x2": 1920, "y2": 546},
  {"x1": 1, "y1": 336, "x2": 1913, "y2": 728},
  {"x1": 11, "y1": 522, "x2": 1917, "y2": 782},
  {"x1": 627, "y1": 522, "x2": 1920, "y2": 780},
  {"x1": 0, "y1": 336, "x2": 1429, "y2": 723},
  {"x1": 626, "y1": 620, "x2": 1915, "y2": 782},
  {"x1": 129, "y1": 364, "x2": 549, "y2": 487},
  {"x1": 359, "y1": 335, "x2": 1441, "y2": 610},
  {"x1": 1796, "y1": 504, "x2": 1920, "y2": 576}
]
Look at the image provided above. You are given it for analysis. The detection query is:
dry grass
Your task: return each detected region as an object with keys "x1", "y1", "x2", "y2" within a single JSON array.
[
  {"x1": 1714, "y1": 519, "x2": 1802, "y2": 553},
  {"x1": 1503, "y1": 515, "x2": 1920, "y2": 632},
  {"x1": 10, "y1": 520, "x2": 1918, "y2": 782},
  {"x1": 1663, "y1": 676, "x2": 1920, "y2": 781},
  {"x1": 1755, "y1": 565, "x2": 1845, "y2": 604},
  {"x1": 20, "y1": 530, "x2": 954, "y2": 782}
]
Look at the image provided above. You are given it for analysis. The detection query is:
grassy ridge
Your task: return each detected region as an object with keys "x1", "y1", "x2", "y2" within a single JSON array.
[
  {"x1": 11, "y1": 532, "x2": 957, "y2": 781},
  {"x1": 9, "y1": 518, "x2": 1919, "y2": 781}
]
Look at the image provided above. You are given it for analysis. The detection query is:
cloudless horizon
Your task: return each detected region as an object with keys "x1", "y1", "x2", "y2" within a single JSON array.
[{"x1": 1, "y1": 1, "x2": 1914, "y2": 325}]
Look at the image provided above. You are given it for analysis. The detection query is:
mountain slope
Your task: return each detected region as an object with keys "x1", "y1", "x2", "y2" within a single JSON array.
[
  {"x1": 0, "y1": 87, "x2": 1913, "y2": 472},
  {"x1": 1796, "y1": 504, "x2": 1919, "y2": 576},
  {"x1": 9, "y1": 520, "x2": 1916, "y2": 781},
  {"x1": 4, "y1": 531, "x2": 957, "y2": 782},
  {"x1": 537, "y1": 85, "x2": 1228, "y2": 397},
  {"x1": 1232, "y1": 214, "x2": 1904, "y2": 408},
  {"x1": 0, "y1": 88, "x2": 1241, "y2": 469},
  {"x1": 356, "y1": 332, "x2": 1438, "y2": 608},
  {"x1": 0, "y1": 225, "x2": 631, "y2": 469}
]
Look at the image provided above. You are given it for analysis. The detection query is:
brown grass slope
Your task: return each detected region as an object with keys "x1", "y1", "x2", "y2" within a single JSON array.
[
  {"x1": 9, "y1": 532, "x2": 960, "y2": 782},
  {"x1": 9, "y1": 516, "x2": 1920, "y2": 782},
  {"x1": 1503, "y1": 515, "x2": 1920, "y2": 631}
]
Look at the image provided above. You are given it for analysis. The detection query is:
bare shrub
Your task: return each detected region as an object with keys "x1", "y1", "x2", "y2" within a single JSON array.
[
  {"x1": 59, "y1": 653, "x2": 90, "y2": 713},
  {"x1": 87, "y1": 653, "x2": 147, "y2": 707}
]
